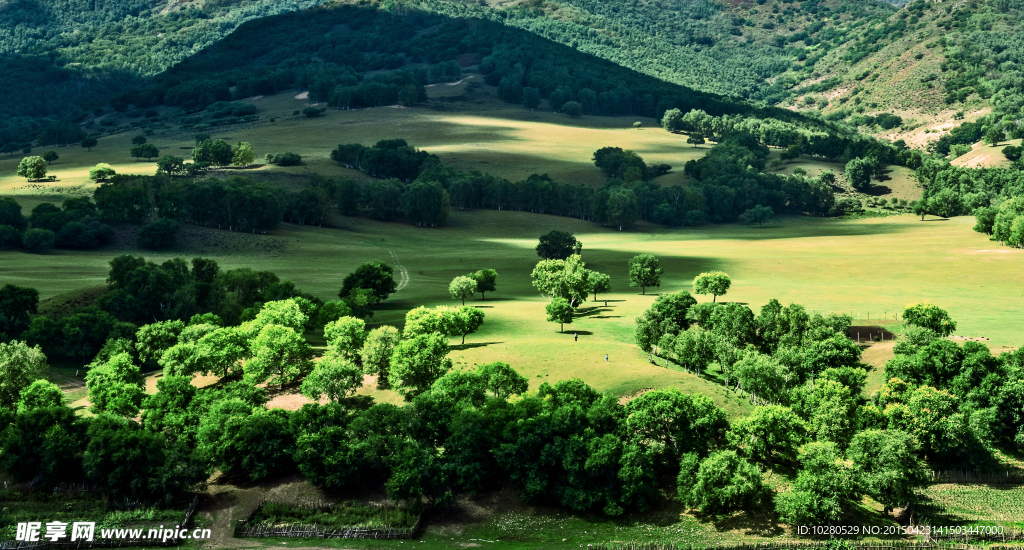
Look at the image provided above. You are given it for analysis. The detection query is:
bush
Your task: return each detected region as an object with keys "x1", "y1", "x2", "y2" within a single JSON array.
[
  {"x1": 303, "y1": 107, "x2": 326, "y2": 118},
  {"x1": 561, "y1": 101, "x2": 583, "y2": 118},
  {"x1": 0, "y1": 225, "x2": 22, "y2": 248},
  {"x1": 22, "y1": 229, "x2": 55, "y2": 253},
  {"x1": 1003, "y1": 145, "x2": 1022, "y2": 162},
  {"x1": 270, "y1": 152, "x2": 302, "y2": 166},
  {"x1": 137, "y1": 219, "x2": 180, "y2": 249}
]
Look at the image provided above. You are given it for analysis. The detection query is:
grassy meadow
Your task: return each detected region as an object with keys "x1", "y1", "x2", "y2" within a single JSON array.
[{"x1": 3, "y1": 205, "x2": 1021, "y2": 415}]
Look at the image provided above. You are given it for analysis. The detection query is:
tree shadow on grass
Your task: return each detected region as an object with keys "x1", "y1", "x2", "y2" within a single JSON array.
[
  {"x1": 451, "y1": 341, "x2": 503, "y2": 350},
  {"x1": 561, "y1": 330, "x2": 593, "y2": 336},
  {"x1": 592, "y1": 315, "x2": 622, "y2": 319},
  {"x1": 708, "y1": 509, "x2": 786, "y2": 537}
]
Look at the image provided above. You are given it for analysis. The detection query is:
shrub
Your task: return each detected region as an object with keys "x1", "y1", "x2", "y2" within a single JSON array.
[
  {"x1": 303, "y1": 107, "x2": 325, "y2": 118},
  {"x1": 270, "y1": 152, "x2": 302, "y2": 166},
  {"x1": 561, "y1": 101, "x2": 583, "y2": 118},
  {"x1": 22, "y1": 229, "x2": 55, "y2": 253}
]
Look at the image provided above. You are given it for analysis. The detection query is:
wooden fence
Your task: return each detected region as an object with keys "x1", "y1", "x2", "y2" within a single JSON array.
[
  {"x1": 233, "y1": 500, "x2": 421, "y2": 540},
  {"x1": 928, "y1": 470, "x2": 1024, "y2": 484}
]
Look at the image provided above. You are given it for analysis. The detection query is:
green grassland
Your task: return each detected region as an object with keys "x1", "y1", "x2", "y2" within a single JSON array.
[
  {"x1": 3, "y1": 205, "x2": 1020, "y2": 413},
  {"x1": 0, "y1": 77, "x2": 703, "y2": 194}
]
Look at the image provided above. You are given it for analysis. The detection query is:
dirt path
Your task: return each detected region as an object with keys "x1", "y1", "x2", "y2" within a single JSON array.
[{"x1": 389, "y1": 250, "x2": 409, "y2": 292}]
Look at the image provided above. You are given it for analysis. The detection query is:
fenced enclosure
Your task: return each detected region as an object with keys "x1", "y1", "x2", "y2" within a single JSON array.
[{"x1": 234, "y1": 499, "x2": 421, "y2": 540}]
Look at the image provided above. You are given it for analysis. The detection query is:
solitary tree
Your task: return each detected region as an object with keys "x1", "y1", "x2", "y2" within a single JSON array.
[
  {"x1": 845, "y1": 157, "x2": 873, "y2": 190},
  {"x1": 686, "y1": 133, "x2": 706, "y2": 147},
  {"x1": 42, "y1": 151, "x2": 58, "y2": 165},
  {"x1": 589, "y1": 271, "x2": 612, "y2": 301},
  {"x1": 131, "y1": 135, "x2": 148, "y2": 145},
  {"x1": 89, "y1": 163, "x2": 116, "y2": 181},
  {"x1": 628, "y1": 254, "x2": 663, "y2": 294},
  {"x1": 661, "y1": 108, "x2": 684, "y2": 133},
  {"x1": 546, "y1": 297, "x2": 574, "y2": 332},
  {"x1": 693, "y1": 271, "x2": 731, "y2": 302},
  {"x1": 232, "y1": 141, "x2": 256, "y2": 168},
  {"x1": 984, "y1": 125, "x2": 1004, "y2": 147},
  {"x1": 471, "y1": 269, "x2": 498, "y2": 300},
  {"x1": 17, "y1": 156, "x2": 47, "y2": 181},
  {"x1": 449, "y1": 275, "x2": 477, "y2": 305},
  {"x1": 452, "y1": 306, "x2": 486, "y2": 344},
  {"x1": 536, "y1": 230, "x2": 578, "y2": 259},
  {"x1": 902, "y1": 303, "x2": 956, "y2": 336},
  {"x1": 131, "y1": 143, "x2": 159, "y2": 160},
  {"x1": 80, "y1": 136, "x2": 98, "y2": 151},
  {"x1": 156, "y1": 155, "x2": 185, "y2": 176},
  {"x1": 340, "y1": 262, "x2": 398, "y2": 303}
]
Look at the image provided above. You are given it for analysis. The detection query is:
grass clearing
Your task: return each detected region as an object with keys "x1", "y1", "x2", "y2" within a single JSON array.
[
  {"x1": 3, "y1": 207, "x2": 1020, "y2": 416},
  {"x1": 0, "y1": 77, "x2": 702, "y2": 193}
]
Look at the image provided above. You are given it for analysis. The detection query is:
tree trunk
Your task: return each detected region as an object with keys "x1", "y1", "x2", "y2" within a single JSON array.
[
  {"x1": 462, "y1": 333, "x2": 466, "y2": 344},
  {"x1": 560, "y1": 322, "x2": 563, "y2": 332},
  {"x1": 713, "y1": 294, "x2": 717, "y2": 302}
]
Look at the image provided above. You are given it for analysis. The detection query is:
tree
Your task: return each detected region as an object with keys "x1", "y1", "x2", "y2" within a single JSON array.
[
  {"x1": 679, "y1": 450, "x2": 770, "y2": 516},
  {"x1": 661, "y1": 108, "x2": 684, "y2": 133},
  {"x1": 686, "y1": 133, "x2": 706, "y2": 147},
  {"x1": 81, "y1": 136, "x2": 98, "y2": 151},
  {"x1": 606, "y1": 187, "x2": 639, "y2": 230},
  {"x1": 131, "y1": 143, "x2": 159, "y2": 160},
  {"x1": 42, "y1": 151, "x2": 58, "y2": 165},
  {"x1": 984, "y1": 125, "x2": 1004, "y2": 147},
  {"x1": 131, "y1": 135, "x2": 147, "y2": 145},
  {"x1": 197, "y1": 400, "x2": 294, "y2": 482},
  {"x1": 912, "y1": 198, "x2": 931, "y2": 220},
  {"x1": 847, "y1": 429, "x2": 926, "y2": 514},
  {"x1": 727, "y1": 405, "x2": 807, "y2": 467},
  {"x1": 340, "y1": 262, "x2": 398, "y2": 303},
  {"x1": 89, "y1": 163, "x2": 116, "y2": 181},
  {"x1": 17, "y1": 156, "x2": 47, "y2": 180},
  {"x1": 232, "y1": 141, "x2": 256, "y2": 168},
  {"x1": 301, "y1": 354, "x2": 364, "y2": 402},
  {"x1": 244, "y1": 324, "x2": 313, "y2": 388},
  {"x1": 449, "y1": 275, "x2": 477, "y2": 305},
  {"x1": 0, "y1": 284, "x2": 39, "y2": 336},
  {"x1": 536, "y1": 230, "x2": 578, "y2": 260},
  {"x1": 903, "y1": 303, "x2": 956, "y2": 336},
  {"x1": 399, "y1": 84, "x2": 420, "y2": 107},
  {"x1": 156, "y1": 155, "x2": 185, "y2": 176},
  {"x1": 531, "y1": 255, "x2": 591, "y2": 307},
  {"x1": 192, "y1": 139, "x2": 232, "y2": 166},
  {"x1": 361, "y1": 325, "x2": 401, "y2": 389},
  {"x1": 741, "y1": 205, "x2": 773, "y2": 226},
  {"x1": 844, "y1": 157, "x2": 873, "y2": 191},
  {"x1": 324, "y1": 316, "x2": 366, "y2": 361},
  {"x1": 692, "y1": 271, "x2": 731, "y2": 302},
  {"x1": 136, "y1": 219, "x2": 179, "y2": 249},
  {"x1": 0, "y1": 197, "x2": 27, "y2": 231},
  {"x1": 522, "y1": 87, "x2": 541, "y2": 109},
  {"x1": 85, "y1": 352, "x2": 145, "y2": 417},
  {"x1": 1003, "y1": 145, "x2": 1023, "y2": 162},
  {"x1": 673, "y1": 325, "x2": 717, "y2": 375},
  {"x1": 775, "y1": 441, "x2": 858, "y2": 525},
  {"x1": 476, "y1": 361, "x2": 529, "y2": 398},
  {"x1": 389, "y1": 333, "x2": 453, "y2": 398},
  {"x1": 628, "y1": 254, "x2": 662, "y2": 294},
  {"x1": 589, "y1": 272, "x2": 612, "y2": 301},
  {"x1": 561, "y1": 101, "x2": 583, "y2": 117},
  {"x1": 545, "y1": 297, "x2": 574, "y2": 332},
  {"x1": 16, "y1": 380, "x2": 64, "y2": 413},
  {"x1": 450, "y1": 306, "x2": 485, "y2": 344},
  {"x1": 470, "y1": 269, "x2": 498, "y2": 300},
  {"x1": 22, "y1": 229, "x2": 55, "y2": 253},
  {"x1": 0, "y1": 341, "x2": 46, "y2": 410}
]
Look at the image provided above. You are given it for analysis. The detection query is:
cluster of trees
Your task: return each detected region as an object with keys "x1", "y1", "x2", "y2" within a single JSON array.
[
  {"x1": 2, "y1": 256, "x2": 401, "y2": 362},
  {"x1": 529, "y1": 248, "x2": 664, "y2": 331},
  {"x1": 635, "y1": 285, "x2": 1018, "y2": 521},
  {"x1": 910, "y1": 162, "x2": 1024, "y2": 240},
  {"x1": 448, "y1": 269, "x2": 498, "y2": 304},
  {"x1": 93, "y1": 174, "x2": 283, "y2": 233},
  {"x1": 331, "y1": 139, "x2": 440, "y2": 182},
  {"x1": 0, "y1": 196, "x2": 113, "y2": 254}
]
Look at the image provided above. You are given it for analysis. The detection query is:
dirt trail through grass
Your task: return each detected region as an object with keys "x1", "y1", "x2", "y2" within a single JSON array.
[{"x1": 389, "y1": 250, "x2": 410, "y2": 292}]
